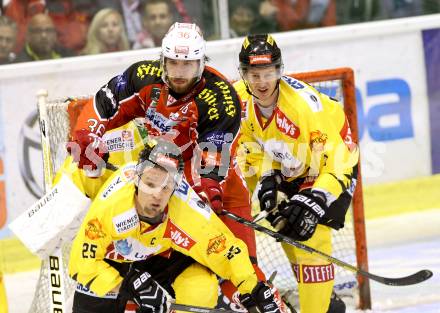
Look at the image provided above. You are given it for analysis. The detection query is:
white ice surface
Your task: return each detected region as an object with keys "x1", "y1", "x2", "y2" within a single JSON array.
[{"x1": 4, "y1": 209, "x2": 440, "y2": 313}]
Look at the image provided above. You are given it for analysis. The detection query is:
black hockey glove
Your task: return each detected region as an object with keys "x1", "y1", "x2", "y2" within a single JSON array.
[
  {"x1": 258, "y1": 172, "x2": 282, "y2": 212},
  {"x1": 276, "y1": 190, "x2": 327, "y2": 241},
  {"x1": 239, "y1": 282, "x2": 281, "y2": 313},
  {"x1": 118, "y1": 267, "x2": 169, "y2": 313}
]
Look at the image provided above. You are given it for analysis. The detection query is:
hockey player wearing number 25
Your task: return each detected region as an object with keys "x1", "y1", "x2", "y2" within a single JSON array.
[
  {"x1": 68, "y1": 139, "x2": 281, "y2": 313},
  {"x1": 235, "y1": 34, "x2": 359, "y2": 313}
]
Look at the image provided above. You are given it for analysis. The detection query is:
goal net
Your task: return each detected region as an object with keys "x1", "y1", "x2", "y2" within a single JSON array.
[{"x1": 30, "y1": 68, "x2": 370, "y2": 312}]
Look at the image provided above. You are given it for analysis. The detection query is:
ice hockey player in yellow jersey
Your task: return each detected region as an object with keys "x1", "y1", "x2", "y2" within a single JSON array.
[
  {"x1": 234, "y1": 34, "x2": 359, "y2": 313},
  {"x1": 68, "y1": 139, "x2": 283, "y2": 313}
]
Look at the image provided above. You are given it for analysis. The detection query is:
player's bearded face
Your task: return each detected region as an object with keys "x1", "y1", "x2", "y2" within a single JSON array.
[
  {"x1": 245, "y1": 66, "x2": 280, "y2": 105},
  {"x1": 135, "y1": 166, "x2": 175, "y2": 219},
  {"x1": 165, "y1": 58, "x2": 200, "y2": 94}
]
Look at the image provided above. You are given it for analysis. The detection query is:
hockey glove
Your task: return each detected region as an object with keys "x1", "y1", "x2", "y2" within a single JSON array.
[
  {"x1": 67, "y1": 129, "x2": 109, "y2": 171},
  {"x1": 118, "y1": 267, "x2": 169, "y2": 313},
  {"x1": 239, "y1": 282, "x2": 281, "y2": 313},
  {"x1": 193, "y1": 177, "x2": 223, "y2": 214},
  {"x1": 276, "y1": 190, "x2": 327, "y2": 241},
  {"x1": 258, "y1": 172, "x2": 282, "y2": 212}
]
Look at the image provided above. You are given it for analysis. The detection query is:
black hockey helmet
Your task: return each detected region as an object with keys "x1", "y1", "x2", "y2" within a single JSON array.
[
  {"x1": 136, "y1": 138, "x2": 184, "y2": 186},
  {"x1": 239, "y1": 34, "x2": 283, "y2": 71}
]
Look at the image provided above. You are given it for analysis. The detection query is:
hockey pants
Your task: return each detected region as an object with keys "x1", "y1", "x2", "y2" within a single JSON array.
[{"x1": 282, "y1": 224, "x2": 334, "y2": 313}]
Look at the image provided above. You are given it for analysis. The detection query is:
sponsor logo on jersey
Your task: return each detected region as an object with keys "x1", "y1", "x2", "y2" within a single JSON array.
[
  {"x1": 122, "y1": 164, "x2": 137, "y2": 182},
  {"x1": 175, "y1": 180, "x2": 190, "y2": 196},
  {"x1": 115, "y1": 239, "x2": 133, "y2": 255},
  {"x1": 207, "y1": 234, "x2": 227, "y2": 255},
  {"x1": 105, "y1": 237, "x2": 162, "y2": 261},
  {"x1": 164, "y1": 220, "x2": 196, "y2": 250},
  {"x1": 275, "y1": 110, "x2": 300, "y2": 139},
  {"x1": 136, "y1": 63, "x2": 162, "y2": 79},
  {"x1": 301, "y1": 264, "x2": 335, "y2": 283},
  {"x1": 146, "y1": 108, "x2": 178, "y2": 133},
  {"x1": 215, "y1": 81, "x2": 236, "y2": 118},
  {"x1": 104, "y1": 130, "x2": 134, "y2": 152},
  {"x1": 198, "y1": 88, "x2": 219, "y2": 120},
  {"x1": 188, "y1": 193, "x2": 211, "y2": 220},
  {"x1": 310, "y1": 130, "x2": 328, "y2": 152},
  {"x1": 205, "y1": 131, "x2": 232, "y2": 148},
  {"x1": 113, "y1": 209, "x2": 139, "y2": 234},
  {"x1": 167, "y1": 94, "x2": 176, "y2": 106},
  {"x1": 76, "y1": 283, "x2": 118, "y2": 299},
  {"x1": 85, "y1": 218, "x2": 106, "y2": 240},
  {"x1": 101, "y1": 176, "x2": 124, "y2": 199},
  {"x1": 283, "y1": 76, "x2": 305, "y2": 90}
]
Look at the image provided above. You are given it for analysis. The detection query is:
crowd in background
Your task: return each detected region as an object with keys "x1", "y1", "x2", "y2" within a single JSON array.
[{"x1": 1, "y1": 0, "x2": 440, "y2": 65}]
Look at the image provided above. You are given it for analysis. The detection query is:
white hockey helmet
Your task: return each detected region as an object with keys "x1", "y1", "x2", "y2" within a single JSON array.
[{"x1": 161, "y1": 22, "x2": 206, "y2": 83}]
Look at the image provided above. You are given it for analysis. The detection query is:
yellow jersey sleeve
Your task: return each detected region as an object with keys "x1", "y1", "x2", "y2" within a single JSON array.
[{"x1": 309, "y1": 94, "x2": 359, "y2": 199}]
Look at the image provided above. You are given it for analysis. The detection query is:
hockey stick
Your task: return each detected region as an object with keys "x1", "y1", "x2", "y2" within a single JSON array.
[
  {"x1": 170, "y1": 303, "x2": 236, "y2": 313},
  {"x1": 221, "y1": 210, "x2": 433, "y2": 286}
]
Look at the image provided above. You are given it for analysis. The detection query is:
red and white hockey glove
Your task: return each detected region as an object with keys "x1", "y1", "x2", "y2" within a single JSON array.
[
  {"x1": 67, "y1": 129, "x2": 109, "y2": 171},
  {"x1": 193, "y1": 177, "x2": 223, "y2": 214}
]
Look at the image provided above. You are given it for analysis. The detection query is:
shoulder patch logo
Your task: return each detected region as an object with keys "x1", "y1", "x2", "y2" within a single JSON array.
[
  {"x1": 207, "y1": 234, "x2": 227, "y2": 255},
  {"x1": 310, "y1": 130, "x2": 328, "y2": 152},
  {"x1": 85, "y1": 218, "x2": 106, "y2": 240},
  {"x1": 275, "y1": 110, "x2": 300, "y2": 139},
  {"x1": 122, "y1": 164, "x2": 137, "y2": 182}
]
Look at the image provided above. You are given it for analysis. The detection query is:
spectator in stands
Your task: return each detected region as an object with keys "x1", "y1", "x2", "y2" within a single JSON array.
[
  {"x1": 228, "y1": 1, "x2": 260, "y2": 37},
  {"x1": 104, "y1": 0, "x2": 144, "y2": 48},
  {"x1": 336, "y1": 0, "x2": 384, "y2": 24},
  {"x1": 258, "y1": 0, "x2": 304, "y2": 31},
  {"x1": 3, "y1": 0, "x2": 95, "y2": 54},
  {"x1": 81, "y1": 8, "x2": 130, "y2": 55},
  {"x1": 423, "y1": 0, "x2": 440, "y2": 14},
  {"x1": 304, "y1": 0, "x2": 337, "y2": 28},
  {"x1": 16, "y1": 13, "x2": 73, "y2": 62},
  {"x1": 381, "y1": 0, "x2": 423, "y2": 18},
  {"x1": 0, "y1": 16, "x2": 18, "y2": 65},
  {"x1": 3, "y1": 0, "x2": 45, "y2": 52},
  {"x1": 133, "y1": 0, "x2": 175, "y2": 49}
]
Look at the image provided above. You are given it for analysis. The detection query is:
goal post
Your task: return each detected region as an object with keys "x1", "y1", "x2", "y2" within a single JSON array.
[{"x1": 29, "y1": 67, "x2": 371, "y2": 312}]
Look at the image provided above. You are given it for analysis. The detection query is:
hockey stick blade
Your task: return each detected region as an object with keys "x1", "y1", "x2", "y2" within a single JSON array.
[
  {"x1": 221, "y1": 210, "x2": 433, "y2": 286},
  {"x1": 171, "y1": 303, "x2": 236, "y2": 313}
]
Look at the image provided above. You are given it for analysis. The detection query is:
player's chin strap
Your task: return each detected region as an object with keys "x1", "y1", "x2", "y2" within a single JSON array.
[{"x1": 138, "y1": 213, "x2": 165, "y2": 225}]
